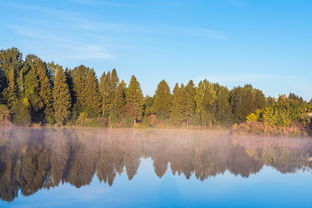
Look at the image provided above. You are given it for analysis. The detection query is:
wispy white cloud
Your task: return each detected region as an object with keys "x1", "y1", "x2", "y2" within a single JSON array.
[
  {"x1": 66, "y1": 0, "x2": 134, "y2": 7},
  {"x1": 2, "y1": 1, "x2": 227, "y2": 40},
  {"x1": 66, "y1": 0, "x2": 189, "y2": 8},
  {"x1": 7, "y1": 24, "x2": 114, "y2": 62},
  {"x1": 0, "y1": 1, "x2": 77, "y2": 17}
]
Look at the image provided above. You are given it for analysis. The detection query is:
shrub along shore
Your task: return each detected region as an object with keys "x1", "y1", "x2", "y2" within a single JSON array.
[{"x1": 0, "y1": 47, "x2": 311, "y2": 136}]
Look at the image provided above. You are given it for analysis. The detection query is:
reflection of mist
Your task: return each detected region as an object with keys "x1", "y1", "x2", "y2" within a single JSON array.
[{"x1": 0, "y1": 127, "x2": 312, "y2": 202}]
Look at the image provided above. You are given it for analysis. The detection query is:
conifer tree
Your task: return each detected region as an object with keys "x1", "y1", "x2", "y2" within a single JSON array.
[
  {"x1": 23, "y1": 61, "x2": 40, "y2": 112},
  {"x1": 170, "y1": 83, "x2": 187, "y2": 125},
  {"x1": 185, "y1": 80, "x2": 196, "y2": 126},
  {"x1": 70, "y1": 65, "x2": 88, "y2": 118},
  {"x1": 194, "y1": 80, "x2": 217, "y2": 127},
  {"x1": 26, "y1": 55, "x2": 53, "y2": 123},
  {"x1": 52, "y1": 67, "x2": 71, "y2": 125},
  {"x1": 111, "y1": 69, "x2": 119, "y2": 93},
  {"x1": 110, "y1": 80, "x2": 127, "y2": 125},
  {"x1": 126, "y1": 75, "x2": 144, "y2": 124},
  {"x1": 83, "y1": 69, "x2": 101, "y2": 118},
  {"x1": 0, "y1": 48, "x2": 22, "y2": 108},
  {"x1": 2, "y1": 67, "x2": 18, "y2": 107},
  {"x1": 213, "y1": 84, "x2": 232, "y2": 125},
  {"x1": 143, "y1": 96, "x2": 154, "y2": 117},
  {"x1": 0, "y1": 67, "x2": 5, "y2": 102},
  {"x1": 99, "y1": 72, "x2": 110, "y2": 116},
  {"x1": 153, "y1": 80, "x2": 171, "y2": 120},
  {"x1": 0, "y1": 70, "x2": 4, "y2": 104},
  {"x1": 99, "y1": 69, "x2": 119, "y2": 118}
]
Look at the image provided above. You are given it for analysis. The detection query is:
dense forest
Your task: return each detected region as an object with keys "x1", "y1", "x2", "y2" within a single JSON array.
[{"x1": 0, "y1": 47, "x2": 311, "y2": 133}]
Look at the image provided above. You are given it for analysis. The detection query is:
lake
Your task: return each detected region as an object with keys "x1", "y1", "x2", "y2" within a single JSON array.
[{"x1": 0, "y1": 127, "x2": 312, "y2": 208}]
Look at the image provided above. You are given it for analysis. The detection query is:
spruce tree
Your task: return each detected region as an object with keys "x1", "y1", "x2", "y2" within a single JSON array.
[
  {"x1": 185, "y1": 80, "x2": 196, "y2": 126},
  {"x1": 24, "y1": 55, "x2": 53, "y2": 123},
  {"x1": 23, "y1": 61, "x2": 41, "y2": 111},
  {"x1": 153, "y1": 80, "x2": 171, "y2": 120},
  {"x1": 111, "y1": 69, "x2": 119, "y2": 93},
  {"x1": 126, "y1": 75, "x2": 144, "y2": 124},
  {"x1": 99, "y1": 69, "x2": 119, "y2": 118},
  {"x1": 1, "y1": 68, "x2": 18, "y2": 108},
  {"x1": 83, "y1": 69, "x2": 101, "y2": 118},
  {"x1": 99, "y1": 72, "x2": 110, "y2": 116},
  {"x1": 71, "y1": 65, "x2": 88, "y2": 104},
  {"x1": 0, "y1": 48, "x2": 22, "y2": 108},
  {"x1": 213, "y1": 84, "x2": 232, "y2": 125},
  {"x1": 170, "y1": 83, "x2": 187, "y2": 125},
  {"x1": 194, "y1": 80, "x2": 217, "y2": 127},
  {"x1": 111, "y1": 80, "x2": 127, "y2": 125},
  {"x1": 38, "y1": 62, "x2": 54, "y2": 123},
  {"x1": 52, "y1": 67, "x2": 71, "y2": 125},
  {"x1": 0, "y1": 69, "x2": 4, "y2": 104},
  {"x1": 70, "y1": 65, "x2": 88, "y2": 118},
  {"x1": 0, "y1": 67, "x2": 5, "y2": 103}
]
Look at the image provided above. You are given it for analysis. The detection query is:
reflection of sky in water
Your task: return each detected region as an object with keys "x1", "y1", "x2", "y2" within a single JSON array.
[{"x1": 2, "y1": 158, "x2": 312, "y2": 208}]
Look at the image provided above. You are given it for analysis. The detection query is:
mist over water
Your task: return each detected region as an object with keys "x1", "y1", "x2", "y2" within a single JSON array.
[{"x1": 1, "y1": 127, "x2": 312, "y2": 207}]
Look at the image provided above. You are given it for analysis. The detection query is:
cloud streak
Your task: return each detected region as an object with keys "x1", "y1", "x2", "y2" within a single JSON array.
[
  {"x1": 7, "y1": 24, "x2": 114, "y2": 62},
  {"x1": 2, "y1": 1, "x2": 227, "y2": 40}
]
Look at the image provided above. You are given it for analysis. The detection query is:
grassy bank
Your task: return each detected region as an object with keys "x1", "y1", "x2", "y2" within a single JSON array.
[{"x1": 231, "y1": 121, "x2": 311, "y2": 137}]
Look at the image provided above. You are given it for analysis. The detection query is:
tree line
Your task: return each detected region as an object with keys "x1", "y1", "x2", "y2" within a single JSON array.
[{"x1": 0, "y1": 47, "x2": 310, "y2": 127}]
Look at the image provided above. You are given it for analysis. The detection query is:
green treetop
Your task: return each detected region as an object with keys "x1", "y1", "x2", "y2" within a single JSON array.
[
  {"x1": 153, "y1": 80, "x2": 171, "y2": 120},
  {"x1": 170, "y1": 83, "x2": 187, "y2": 125},
  {"x1": 126, "y1": 75, "x2": 144, "y2": 124},
  {"x1": 194, "y1": 80, "x2": 217, "y2": 127},
  {"x1": 83, "y1": 69, "x2": 101, "y2": 118},
  {"x1": 52, "y1": 67, "x2": 71, "y2": 125},
  {"x1": 185, "y1": 80, "x2": 196, "y2": 126},
  {"x1": 111, "y1": 80, "x2": 127, "y2": 126}
]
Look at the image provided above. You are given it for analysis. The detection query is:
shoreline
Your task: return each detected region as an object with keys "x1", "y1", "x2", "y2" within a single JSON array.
[{"x1": 1, "y1": 124, "x2": 311, "y2": 138}]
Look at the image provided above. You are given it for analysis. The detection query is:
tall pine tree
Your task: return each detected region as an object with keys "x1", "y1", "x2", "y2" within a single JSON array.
[
  {"x1": 24, "y1": 55, "x2": 53, "y2": 123},
  {"x1": 99, "y1": 69, "x2": 119, "y2": 118},
  {"x1": 212, "y1": 84, "x2": 233, "y2": 125},
  {"x1": 126, "y1": 75, "x2": 144, "y2": 125},
  {"x1": 99, "y1": 72, "x2": 110, "y2": 117},
  {"x1": 0, "y1": 48, "x2": 22, "y2": 108},
  {"x1": 53, "y1": 67, "x2": 71, "y2": 125},
  {"x1": 83, "y1": 69, "x2": 101, "y2": 118},
  {"x1": 170, "y1": 83, "x2": 187, "y2": 125},
  {"x1": 185, "y1": 80, "x2": 196, "y2": 127},
  {"x1": 194, "y1": 80, "x2": 217, "y2": 128},
  {"x1": 110, "y1": 80, "x2": 127, "y2": 126},
  {"x1": 153, "y1": 80, "x2": 171, "y2": 120},
  {"x1": 70, "y1": 65, "x2": 88, "y2": 118}
]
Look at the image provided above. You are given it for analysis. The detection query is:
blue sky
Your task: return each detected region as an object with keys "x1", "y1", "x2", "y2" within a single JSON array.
[{"x1": 0, "y1": 0, "x2": 311, "y2": 100}]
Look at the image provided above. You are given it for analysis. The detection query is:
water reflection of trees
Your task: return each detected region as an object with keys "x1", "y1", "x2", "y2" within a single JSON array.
[{"x1": 0, "y1": 128, "x2": 312, "y2": 201}]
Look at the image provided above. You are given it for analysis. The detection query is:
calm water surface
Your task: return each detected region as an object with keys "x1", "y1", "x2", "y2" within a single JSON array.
[{"x1": 0, "y1": 127, "x2": 312, "y2": 208}]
